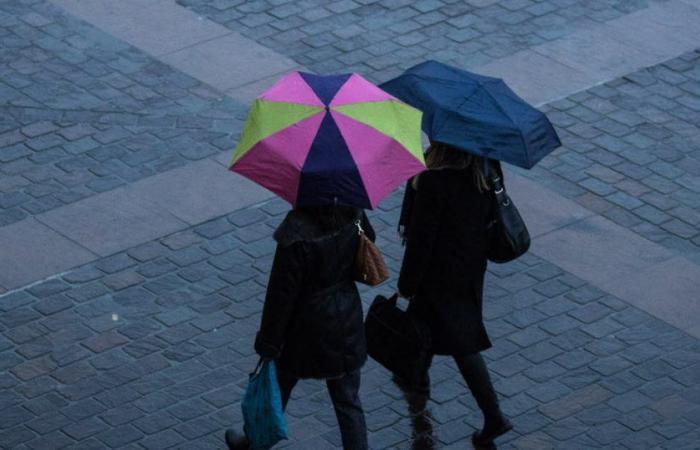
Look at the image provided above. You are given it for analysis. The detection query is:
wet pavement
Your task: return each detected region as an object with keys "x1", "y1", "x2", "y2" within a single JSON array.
[
  {"x1": 2, "y1": 0, "x2": 700, "y2": 448},
  {"x1": 1, "y1": 194, "x2": 700, "y2": 448}
]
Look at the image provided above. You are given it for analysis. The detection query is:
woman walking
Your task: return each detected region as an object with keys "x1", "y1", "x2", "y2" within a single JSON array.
[
  {"x1": 226, "y1": 206, "x2": 375, "y2": 450},
  {"x1": 397, "y1": 142, "x2": 512, "y2": 448}
]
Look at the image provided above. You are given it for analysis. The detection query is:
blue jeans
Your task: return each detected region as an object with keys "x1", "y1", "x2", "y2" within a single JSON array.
[{"x1": 278, "y1": 369, "x2": 368, "y2": 450}]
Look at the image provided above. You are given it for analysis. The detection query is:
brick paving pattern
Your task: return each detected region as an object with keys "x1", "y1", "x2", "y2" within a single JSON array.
[
  {"x1": 531, "y1": 51, "x2": 700, "y2": 263},
  {"x1": 3, "y1": 0, "x2": 700, "y2": 448},
  {"x1": 177, "y1": 0, "x2": 652, "y2": 82},
  {"x1": 0, "y1": 0, "x2": 246, "y2": 226},
  {"x1": 1, "y1": 193, "x2": 699, "y2": 449}
]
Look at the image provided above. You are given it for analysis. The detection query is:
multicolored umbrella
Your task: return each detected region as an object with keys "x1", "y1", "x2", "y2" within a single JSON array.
[{"x1": 229, "y1": 72, "x2": 425, "y2": 209}]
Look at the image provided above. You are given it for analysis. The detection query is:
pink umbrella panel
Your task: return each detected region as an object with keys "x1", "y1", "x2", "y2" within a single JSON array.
[{"x1": 230, "y1": 71, "x2": 425, "y2": 209}]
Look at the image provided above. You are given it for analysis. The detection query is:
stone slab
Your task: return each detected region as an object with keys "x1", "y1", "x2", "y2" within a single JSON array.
[
  {"x1": 533, "y1": 215, "x2": 675, "y2": 286},
  {"x1": 37, "y1": 188, "x2": 188, "y2": 258},
  {"x1": 0, "y1": 218, "x2": 96, "y2": 290},
  {"x1": 599, "y1": 257, "x2": 700, "y2": 338},
  {"x1": 505, "y1": 170, "x2": 594, "y2": 239},
  {"x1": 536, "y1": 0, "x2": 700, "y2": 78},
  {"x1": 127, "y1": 158, "x2": 273, "y2": 226},
  {"x1": 478, "y1": 50, "x2": 593, "y2": 106},
  {"x1": 160, "y1": 33, "x2": 299, "y2": 92},
  {"x1": 481, "y1": 0, "x2": 700, "y2": 106},
  {"x1": 50, "y1": 0, "x2": 230, "y2": 57},
  {"x1": 604, "y1": 3, "x2": 700, "y2": 60},
  {"x1": 226, "y1": 69, "x2": 306, "y2": 105},
  {"x1": 50, "y1": 0, "x2": 299, "y2": 93},
  {"x1": 533, "y1": 24, "x2": 650, "y2": 81}
]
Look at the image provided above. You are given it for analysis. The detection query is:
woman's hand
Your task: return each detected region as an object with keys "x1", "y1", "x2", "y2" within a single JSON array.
[{"x1": 395, "y1": 290, "x2": 411, "y2": 312}]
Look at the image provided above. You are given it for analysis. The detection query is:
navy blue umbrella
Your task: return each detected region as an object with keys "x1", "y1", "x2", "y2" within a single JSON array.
[{"x1": 379, "y1": 60, "x2": 561, "y2": 169}]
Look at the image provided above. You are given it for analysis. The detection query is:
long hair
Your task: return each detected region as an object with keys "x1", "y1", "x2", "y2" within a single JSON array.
[{"x1": 420, "y1": 142, "x2": 490, "y2": 192}]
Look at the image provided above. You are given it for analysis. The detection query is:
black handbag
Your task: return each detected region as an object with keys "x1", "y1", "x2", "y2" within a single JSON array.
[
  {"x1": 487, "y1": 173, "x2": 531, "y2": 263},
  {"x1": 364, "y1": 294, "x2": 432, "y2": 388}
]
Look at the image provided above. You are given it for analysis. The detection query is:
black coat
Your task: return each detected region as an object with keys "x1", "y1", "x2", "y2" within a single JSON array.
[
  {"x1": 254, "y1": 208, "x2": 375, "y2": 379},
  {"x1": 398, "y1": 168, "x2": 495, "y2": 356}
]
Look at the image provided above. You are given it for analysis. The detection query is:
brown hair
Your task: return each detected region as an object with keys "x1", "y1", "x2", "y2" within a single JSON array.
[{"x1": 415, "y1": 142, "x2": 490, "y2": 192}]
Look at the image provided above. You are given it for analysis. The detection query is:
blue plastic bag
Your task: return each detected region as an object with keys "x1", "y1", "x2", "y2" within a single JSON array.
[{"x1": 241, "y1": 359, "x2": 288, "y2": 449}]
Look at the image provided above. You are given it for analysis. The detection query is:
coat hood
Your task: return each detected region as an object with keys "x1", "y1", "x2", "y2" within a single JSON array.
[{"x1": 273, "y1": 208, "x2": 360, "y2": 247}]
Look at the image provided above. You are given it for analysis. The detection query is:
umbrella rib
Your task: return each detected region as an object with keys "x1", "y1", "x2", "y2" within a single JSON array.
[{"x1": 473, "y1": 82, "x2": 529, "y2": 166}]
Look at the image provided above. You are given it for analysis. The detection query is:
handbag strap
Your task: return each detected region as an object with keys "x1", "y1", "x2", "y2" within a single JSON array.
[{"x1": 250, "y1": 358, "x2": 265, "y2": 377}]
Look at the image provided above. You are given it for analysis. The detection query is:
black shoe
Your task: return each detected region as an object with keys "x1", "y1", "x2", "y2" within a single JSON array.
[
  {"x1": 471, "y1": 418, "x2": 512, "y2": 448},
  {"x1": 225, "y1": 429, "x2": 250, "y2": 450}
]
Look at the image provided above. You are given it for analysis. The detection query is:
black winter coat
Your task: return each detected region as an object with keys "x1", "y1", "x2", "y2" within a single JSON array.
[
  {"x1": 254, "y1": 208, "x2": 375, "y2": 379},
  {"x1": 398, "y1": 168, "x2": 494, "y2": 356}
]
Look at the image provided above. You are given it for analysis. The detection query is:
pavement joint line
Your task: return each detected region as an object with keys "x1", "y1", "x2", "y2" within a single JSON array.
[
  {"x1": 155, "y1": 30, "x2": 236, "y2": 58},
  {"x1": 33, "y1": 214, "x2": 100, "y2": 259},
  {"x1": 0, "y1": 270, "x2": 69, "y2": 300}
]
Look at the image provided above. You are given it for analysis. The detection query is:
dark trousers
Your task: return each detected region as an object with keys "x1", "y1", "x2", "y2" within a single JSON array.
[
  {"x1": 453, "y1": 353, "x2": 502, "y2": 421},
  {"x1": 414, "y1": 353, "x2": 501, "y2": 420},
  {"x1": 278, "y1": 369, "x2": 368, "y2": 450}
]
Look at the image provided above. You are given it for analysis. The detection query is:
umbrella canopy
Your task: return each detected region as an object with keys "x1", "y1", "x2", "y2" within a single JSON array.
[
  {"x1": 379, "y1": 60, "x2": 561, "y2": 169},
  {"x1": 230, "y1": 72, "x2": 425, "y2": 209}
]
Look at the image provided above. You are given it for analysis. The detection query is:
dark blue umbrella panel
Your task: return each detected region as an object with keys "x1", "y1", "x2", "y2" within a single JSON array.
[{"x1": 380, "y1": 60, "x2": 561, "y2": 169}]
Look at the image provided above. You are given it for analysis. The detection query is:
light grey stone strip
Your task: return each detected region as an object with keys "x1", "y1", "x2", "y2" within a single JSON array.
[
  {"x1": 0, "y1": 218, "x2": 97, "y2": 290},
  {"x1": 478, "y1": 0, "x2": 700, "y2": 105},
  {"x1": 50, "y1": 0, "x2": 301, "y2": 95},
  {"x1": 33, "y1": 159, "x2": 271, "y2": 259},
  {"x1": 509, "y1": 173, "x2": 700, "y2": 339}
]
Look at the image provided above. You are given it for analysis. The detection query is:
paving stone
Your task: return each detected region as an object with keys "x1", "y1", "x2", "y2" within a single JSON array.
[
  {"x1": 0, "y1": 405, "x2": 37, "y2": 430},
  {"x1": 82, "y1": 330, "x2": 128, "y2": 353},
  {"x1": 95, "y1": 424, "x2": 144, "y2": 448},
  {"x1": 94, "y1": 254, "x2": 136, "y2": 274},
  {"x1": 99, "y1": 405, "x2": 145, "y2": 427},
  {"x1": 27, "y1": 279, "x2": 70, "y2": 298},
  {"x1": 62, "y1": 418, "x2": 110, "y2": 440}
]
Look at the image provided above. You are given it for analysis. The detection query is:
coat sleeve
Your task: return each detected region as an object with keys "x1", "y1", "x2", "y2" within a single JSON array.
[
  {"x1": 254, "y1": 242, "x2": 304, "y2": 359},
  {"x1": 397, "y1": 173, "x2": 445, "y2": 298}
]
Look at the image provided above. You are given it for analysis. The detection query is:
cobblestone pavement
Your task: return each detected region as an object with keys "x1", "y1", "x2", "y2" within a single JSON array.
[
  {"x1": 178, "y1": 0, "x2": 653, "y2": 82},
  {"x1": 0, "y1": 0, "x2": 246, "y2": 227},
  {"x1": 3, "y1": 0, "x2": 700, "y2": 449},
  {"x1": 1, "y1": 193, "x2": 700, "y2": 449},
  {"x1": 175, "y1": 0, "x2": 700, "y2": 259},
  {"x1": 530, "y1": 51, "x2": 700, "y2": 263}
]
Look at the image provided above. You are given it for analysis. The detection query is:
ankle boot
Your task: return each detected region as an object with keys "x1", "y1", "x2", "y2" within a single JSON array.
[{"x1": 472, "y1": 415, "x2": 513, "y2": 447}]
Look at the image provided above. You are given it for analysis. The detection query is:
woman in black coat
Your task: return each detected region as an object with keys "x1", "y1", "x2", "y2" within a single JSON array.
[
  {"x1": 226, "y1": 206, "x2": 375, "y2": 450},
  {"x1": 397, "y1": 142, "x2": 512, "y2": 447}
]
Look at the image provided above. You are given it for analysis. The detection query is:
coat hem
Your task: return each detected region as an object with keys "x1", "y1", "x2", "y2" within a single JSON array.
[{"x1": 277, "y1": 356, "x2": 367, "y2": 380}]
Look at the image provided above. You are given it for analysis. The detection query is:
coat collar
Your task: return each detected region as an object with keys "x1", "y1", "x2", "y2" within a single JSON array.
[{"x1": 274, "y1": 209, "x2": 360, "y2": 246}]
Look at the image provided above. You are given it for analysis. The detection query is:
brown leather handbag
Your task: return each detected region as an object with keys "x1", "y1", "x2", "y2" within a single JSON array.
[{"x1": 354, "y1": 220, "x2": 389, "y2": 286}]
